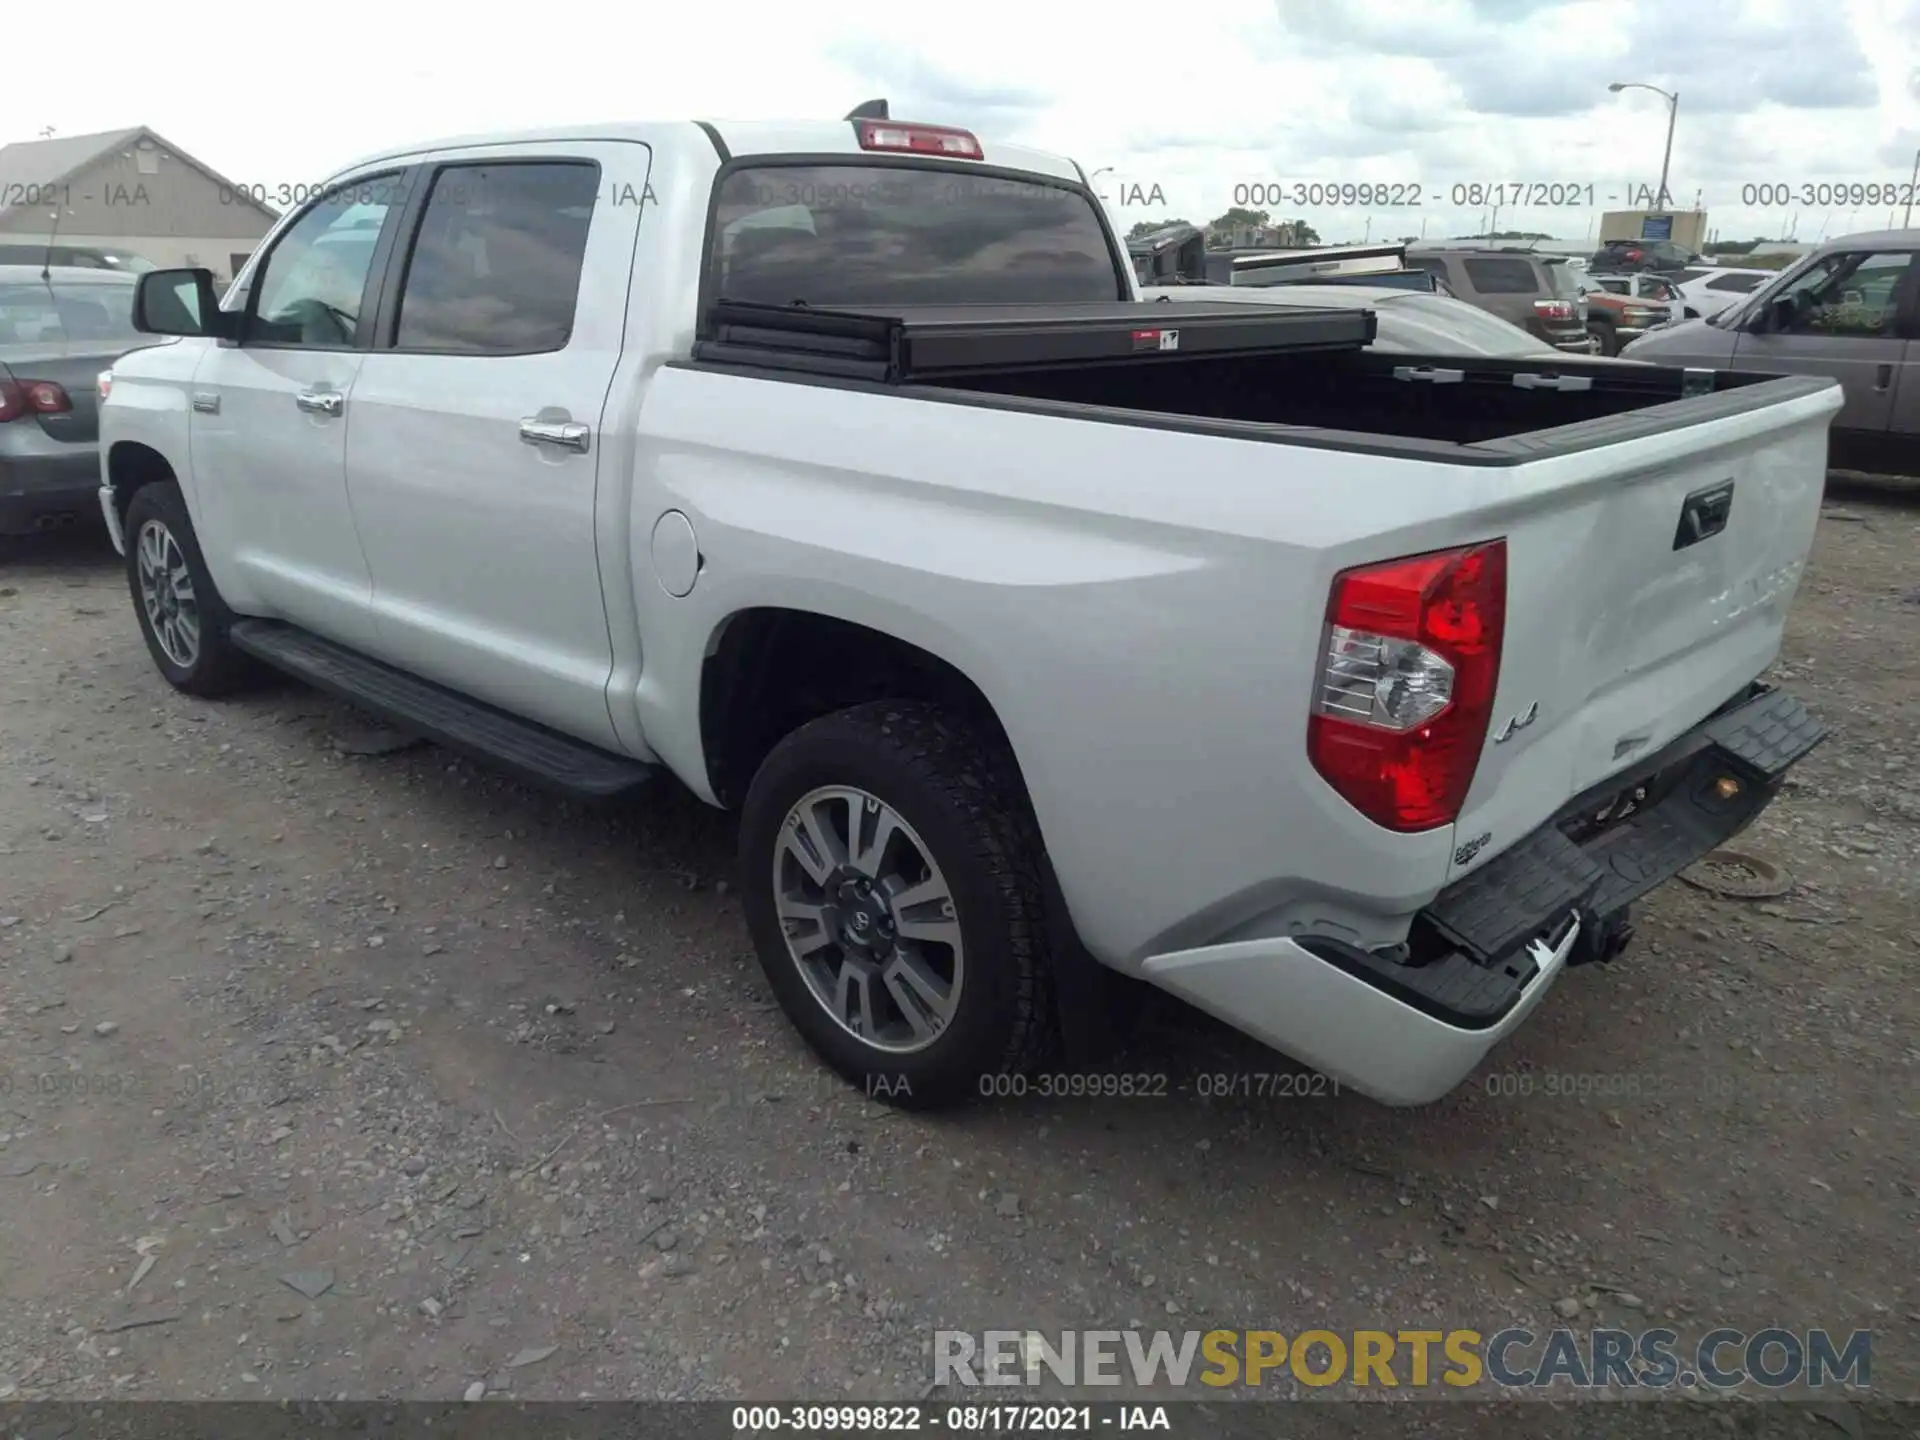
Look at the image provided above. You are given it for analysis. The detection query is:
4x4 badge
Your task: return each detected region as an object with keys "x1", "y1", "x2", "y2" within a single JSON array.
[{"x1": 1493, "y1": 701, "x2": 1540, "y2": 744}]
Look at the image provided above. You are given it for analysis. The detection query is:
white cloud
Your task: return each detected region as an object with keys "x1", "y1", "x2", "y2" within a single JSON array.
[{"x1": 2, "y1": 0, "x2": 1907, "y2": 246}]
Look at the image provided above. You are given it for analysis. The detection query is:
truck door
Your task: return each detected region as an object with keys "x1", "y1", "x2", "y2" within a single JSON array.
[
  {"x1": 1729, "y1": 247, "x2": 1915, "y2": 436},
  {"x1": 342, "y1": 143, "x2": 651, "y2": 750},
  {"x1": 187, "y1": 179, "x2": 409, "y2": 650}
]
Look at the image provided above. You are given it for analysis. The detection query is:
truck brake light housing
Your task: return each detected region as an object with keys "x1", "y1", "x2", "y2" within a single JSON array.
[
  {"x1": 1307, "y1": 540, "x2": 1507, "y2": 832},
  {"x1": 853, "y1": 119, "x2": 983, "y2": 160}
]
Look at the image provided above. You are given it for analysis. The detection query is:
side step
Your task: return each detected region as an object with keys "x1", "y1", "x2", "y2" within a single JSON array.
[{"x1": 228, "y1": 619, "x2": 657, "y2": 802}]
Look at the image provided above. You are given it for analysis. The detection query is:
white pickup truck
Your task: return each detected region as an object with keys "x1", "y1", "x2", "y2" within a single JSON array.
[{"x1": 97, "y1": 106, "x2": 1834, "y2": 1110}]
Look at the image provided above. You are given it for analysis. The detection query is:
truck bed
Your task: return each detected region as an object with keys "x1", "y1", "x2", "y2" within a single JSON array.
[{"x1": 690, "y1": 299, "x2": 1830, "y2": 462}]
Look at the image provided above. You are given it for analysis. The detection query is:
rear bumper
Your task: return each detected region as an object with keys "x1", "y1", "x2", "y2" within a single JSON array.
[
  {"x1": 0, "y1": 450, "x2": 100, "y2": 536},
  {"x1": 1139, "y1": 686, "x2": 1824, "y2": 1106}
]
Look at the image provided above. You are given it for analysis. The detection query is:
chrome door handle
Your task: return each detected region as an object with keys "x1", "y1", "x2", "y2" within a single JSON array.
[
  {"x1": 295, "y1": 390, "x2": 344, "y2": 416},
  {"x1": 519, "y1": 418, "x2": 590, "y2": 453},
  {"x1": 191, "y1": 392, "x2": 220, "y2": 415}
]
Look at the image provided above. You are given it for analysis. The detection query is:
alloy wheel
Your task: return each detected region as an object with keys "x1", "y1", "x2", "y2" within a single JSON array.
[
  {"x1": 136, "y1": 518, "x2": 200, "y2": 669},
  {"x1": 772, "y1": 785, "x2": 965, "y2": 1054}
]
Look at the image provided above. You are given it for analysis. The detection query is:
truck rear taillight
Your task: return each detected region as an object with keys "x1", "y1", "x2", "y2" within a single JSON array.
[
  {"x1": 0, "y1": 378, "x2": 72, "y2": 422},
  {"x1": 1533, "y1": 299, "x2": 1575, "y2": 322},
  {"x1": 1307, "y1": 541, "x2": 1507, "y2": 832},
  {"x1": 853, "y1": 119, "x2": 983, "y2": 160}
]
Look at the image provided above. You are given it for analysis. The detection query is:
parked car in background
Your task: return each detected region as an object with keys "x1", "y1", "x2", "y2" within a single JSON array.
[
  {"x1": 1669, "y1": 267, "x2": 1776, "y2": 321},
  {"x1": 1591, "y1": 238, "x2": 1706, "y2": 273},
  {"x1": 1621, "y1": 229, "x2": 1918, "y2": 473},
  {"x1": 1, "y1": 265, "x2": 161, "y2": 538},
  {"x1": 1140, "y1": 280, "x2": 1568, "y2": 357},
  {"x1": 1591, "y1": 270, "x2": 1696, "y2": 319},
  {"x1": 1224, "y1": 242, "x2": 1446, "y2": 293},
  {"x1": 0, "y1": 244, "x2": 156, "y2": 275},
  {"x1": 1128, "y1": 223, "x2": 1207, "y2": 287},
  {"x1": 1403, "y1": 244, "x2": 1595, "y2": 353},
  {"x1": 1575, "y1": 274, "x2": 1672, "y2": 354}
]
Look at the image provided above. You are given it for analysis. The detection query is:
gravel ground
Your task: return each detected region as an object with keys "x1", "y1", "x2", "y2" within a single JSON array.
[{"x1": 0, "y1": 495, "x2": 1914, "y2": 1421}]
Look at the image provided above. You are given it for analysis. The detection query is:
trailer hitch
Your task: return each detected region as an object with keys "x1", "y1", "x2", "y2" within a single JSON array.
[{"x1": 1566, "y1": 907, "x2": 1635, "y2": 967}]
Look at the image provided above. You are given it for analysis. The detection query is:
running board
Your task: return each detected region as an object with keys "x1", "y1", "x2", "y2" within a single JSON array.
[{"x1": 228, "y1": 619, "x2": 657, "y2": 802}]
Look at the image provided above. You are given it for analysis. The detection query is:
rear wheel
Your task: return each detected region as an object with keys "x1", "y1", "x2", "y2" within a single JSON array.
[
  {"x1": 122, "y1": 481, "x2": 260, "y2": 697},
  {"x1": 1589, "y1": 321, "x2": 1619, "y2": 356},
  {"x1": 738, "y1": 701, "x2": 1055, "y2": 1109}
]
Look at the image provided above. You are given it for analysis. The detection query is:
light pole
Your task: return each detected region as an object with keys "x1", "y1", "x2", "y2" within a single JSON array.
[
  {"x1": 1608, "y1": 81, "x2": 1679, "y2": 211},
  {"x1": 1905, "y1": 148, "x2": 1919, "y2": 228},
  {"x1": 1088, "y1": 166, "x2": 1113, "y2": 202}
]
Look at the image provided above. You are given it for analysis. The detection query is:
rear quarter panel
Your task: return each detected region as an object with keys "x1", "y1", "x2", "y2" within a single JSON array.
[{"x1": 628, "y1": 368, "x2": 1497, "y2": 968}]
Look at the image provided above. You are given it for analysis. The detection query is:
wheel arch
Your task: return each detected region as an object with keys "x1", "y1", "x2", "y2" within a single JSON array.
[
  {"x1": 702, "y1": 605, "x2": 1138, "y2": 1065},
  {"x1": 105, "y1": 440, "x2": 179, "y2": 522},
  {"x1": 698, "y1": 606, "x2": 1020, "y2": 813}
]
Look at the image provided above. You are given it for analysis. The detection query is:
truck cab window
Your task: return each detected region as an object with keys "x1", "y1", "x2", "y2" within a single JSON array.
[
  {"x1": 249, "y1": 188, "x2": 398, "y2": 348},
  {"x1": 709, "y1": 165, "x2": 1122, "y2": 308},
  {"x1": 1767, "y1": 251, "x2": 1912, "y2": 338},
  {"x1": 392, "y1": 161, "x2": 600, "y2": 355}
]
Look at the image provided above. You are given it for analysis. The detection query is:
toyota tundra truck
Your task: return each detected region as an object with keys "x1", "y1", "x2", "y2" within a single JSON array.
[{"x1": 95, "y1": 105, "x2": 1833, "y2": 1109}]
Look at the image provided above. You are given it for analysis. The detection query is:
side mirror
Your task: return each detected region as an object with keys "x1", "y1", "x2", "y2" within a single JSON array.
[{"x1": 132, "y1": 268, "x2": 237, "y2": 339}]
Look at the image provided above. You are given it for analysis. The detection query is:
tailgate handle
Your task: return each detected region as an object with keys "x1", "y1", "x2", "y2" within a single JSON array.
[
  {"x1": 1674, "y1": 480, "x2": 1735, "y2": 550},
  {"x1": 1392, "y1": 365, "x2": 1464, "y2": 384},
  {"x1": 1512, "y1": 372, "x2": 1593, "y2": 392}
]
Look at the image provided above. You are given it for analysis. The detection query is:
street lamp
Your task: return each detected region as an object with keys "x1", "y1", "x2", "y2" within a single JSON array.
[
  {"x1": 1905, "y1": 148, "x2": 1919, "y2": 228},
  {"x1": 1608, "y1": 81, "x2": 1679, "y2": 212},
  {"x1": 1088, "y1": 165, "x2": 1114, "y2": 201}
]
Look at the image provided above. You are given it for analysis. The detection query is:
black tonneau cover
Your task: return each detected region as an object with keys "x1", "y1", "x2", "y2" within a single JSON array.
[{"x1": 696, "y1": 298, "x2": 1375, "y2": 382}]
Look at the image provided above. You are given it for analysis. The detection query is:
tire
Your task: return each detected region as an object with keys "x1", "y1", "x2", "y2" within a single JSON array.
[
  {"x1": 1589, "y1": 322, "x2": 1619, "y2": 357},
  {"x1": 122, "y1": 481, "x2": 261, "y2": 697},
  {"x1": 738, "y1": 700, "x2": 1055, "y2": 1110}
]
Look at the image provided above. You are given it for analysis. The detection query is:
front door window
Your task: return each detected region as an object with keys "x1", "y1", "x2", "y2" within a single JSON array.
[{"x1": 1767, "y1": 251, "x2": 1914, "y2": 338}]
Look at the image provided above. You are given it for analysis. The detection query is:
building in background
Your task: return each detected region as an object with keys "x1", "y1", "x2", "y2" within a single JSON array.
[
  {"x1": 1597, "y1": 209, "x2": 1708, "y2": 250},
  {"x1": 0, "y1": 127, "x2": 279, "y2": 286}
]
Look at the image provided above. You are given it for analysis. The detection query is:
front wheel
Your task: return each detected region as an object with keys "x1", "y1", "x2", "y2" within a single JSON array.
[
  {"x1": 738, "y1": 701, "x2": 1055, "y2": 1109},
  {"x1": 122, "y1": 481, "x2": 260, "y2": 697}
]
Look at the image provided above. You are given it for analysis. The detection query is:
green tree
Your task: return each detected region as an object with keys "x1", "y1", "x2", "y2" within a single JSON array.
[
  {"x1": 1207, "y1": 206, "x2": 1271, "y2": 230},
  {"x1": 1126, "y1": 219, "x2": 1194, "y2": 240}
]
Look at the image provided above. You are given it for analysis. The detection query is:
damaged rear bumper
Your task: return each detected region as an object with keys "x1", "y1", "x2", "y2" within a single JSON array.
[{"x1": 1139, "y1": 685, "x2": 1824, "y2": 1105}]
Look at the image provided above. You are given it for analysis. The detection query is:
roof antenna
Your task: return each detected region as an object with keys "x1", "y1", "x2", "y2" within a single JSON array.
[
  {"x1": 42, "y1": 205, "x2": 66, "y2": 281},
  {"x1": 844, "y1": 99, "x2": 889, "y2": 121}
]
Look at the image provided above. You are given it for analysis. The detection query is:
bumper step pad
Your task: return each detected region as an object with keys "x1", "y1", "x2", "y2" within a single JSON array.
[{"x1": 1412, "y1": 686, "x2": 1824, "y2": 994}]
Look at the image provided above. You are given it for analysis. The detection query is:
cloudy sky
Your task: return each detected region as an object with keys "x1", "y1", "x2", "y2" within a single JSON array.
[{"x1": 6, "y1": 0, "x2": 1913, "y2": 245}]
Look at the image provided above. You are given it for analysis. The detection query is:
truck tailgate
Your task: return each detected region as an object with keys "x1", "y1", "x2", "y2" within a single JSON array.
[{"x1": 1444, "y1": 380, "x2": 1840, "y2": 885}]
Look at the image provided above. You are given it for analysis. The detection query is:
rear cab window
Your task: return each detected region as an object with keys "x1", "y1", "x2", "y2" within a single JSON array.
[
  {"x1": 0, "y1": 281, "x2": 140, "y2": 347},
  {"x1": 0, "y1": 285, "x2": 65, "y2": 345},
  {"x1": 1705, "y1": 273, "x2": 1766, "y2": 293},
  {"x1": 706, "y1": 164, "x2": 1124, "y2": 309},
  {"x1": 1460, "y1": 257, "x2": 1543, "y2": 295}
]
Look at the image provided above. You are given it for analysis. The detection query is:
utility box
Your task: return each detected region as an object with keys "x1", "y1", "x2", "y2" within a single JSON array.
[{"x1": 1598, "y1": 210, "x2": 1708, "y2": 250}]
